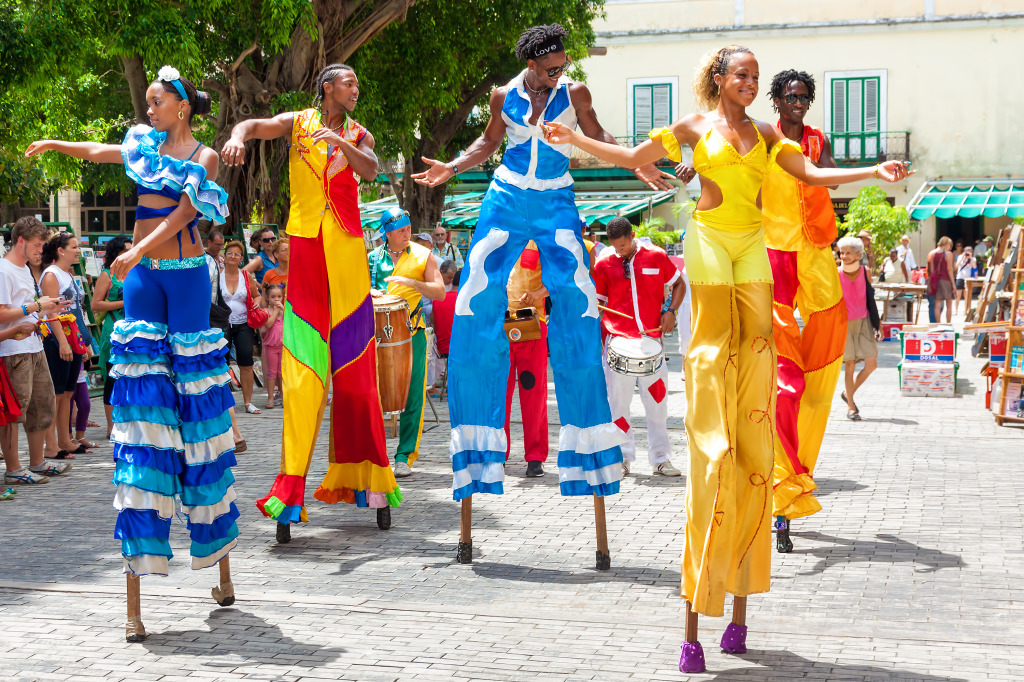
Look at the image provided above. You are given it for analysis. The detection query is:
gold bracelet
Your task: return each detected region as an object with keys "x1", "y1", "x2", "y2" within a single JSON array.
[{"x1": 874, "y1": 164, "x2": 880, "y2": 180}]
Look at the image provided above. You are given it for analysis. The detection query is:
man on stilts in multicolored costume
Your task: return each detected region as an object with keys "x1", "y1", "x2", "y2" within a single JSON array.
[
  {"x1": 413, "y1": 24, "x2": 673, "y2": 564},
  {"x1": 761, "y1": 70, "x2": 848, "y2": 552},
  {"x1": 222, "y1": 64, "x2": 401, "y2": 542}
]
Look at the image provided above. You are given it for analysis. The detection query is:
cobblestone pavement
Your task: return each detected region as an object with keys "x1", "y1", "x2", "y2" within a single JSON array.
[{"x1": 2, "y1": 321, "x2": 1023, "y2": 681}]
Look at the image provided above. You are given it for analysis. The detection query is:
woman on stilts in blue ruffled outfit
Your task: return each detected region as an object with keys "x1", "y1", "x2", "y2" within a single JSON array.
[{"x1": 25, "y1": 66, "x2": 238, "y2": 643}]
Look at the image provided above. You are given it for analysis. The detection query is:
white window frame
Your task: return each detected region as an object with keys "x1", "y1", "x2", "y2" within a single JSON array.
[
  {"x1": 627, "y1": 76, "x2": 678, "y2": 145},
  {"x1": 824, "y1": 69, "x2": 888, "y2": 159}
]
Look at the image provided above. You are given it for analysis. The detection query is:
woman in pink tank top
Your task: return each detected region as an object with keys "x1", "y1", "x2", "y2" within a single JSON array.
[{"x1": 837, "y1": 236, "x2": 881, "y2": 420}]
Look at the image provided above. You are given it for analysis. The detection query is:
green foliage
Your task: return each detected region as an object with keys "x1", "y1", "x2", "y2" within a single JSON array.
[
  {"x1": 671, "y1": 198, "x2": 696, "y2": 221},
  {"x1": 839, "y1": 185, "x2": 915, "y2": 256},
  {"x1": 633, "y1": 216, "x2": 682, "y2": 247},
  {"x1": 351, "y1": 0, "x2": 603, "y2": 163}
]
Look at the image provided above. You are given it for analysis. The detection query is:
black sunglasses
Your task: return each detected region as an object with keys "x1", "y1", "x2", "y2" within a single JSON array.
[
  {"x1": 622, "y1": 259, "x2": 631, "y2": 280},
  {"x1": 261, "y1": 236, "x2": 277, "y2": 243},
  {"x1": 545, "y1": 58, "x2": 571, "y2": 78},
  {"x1": 783, "y1": 94, "x2": 812, "y2": 105}
]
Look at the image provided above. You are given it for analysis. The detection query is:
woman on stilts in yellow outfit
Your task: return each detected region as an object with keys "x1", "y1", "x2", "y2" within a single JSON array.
[{"x1": 543, "y1": 45, "x2": 911, "y2": 673}]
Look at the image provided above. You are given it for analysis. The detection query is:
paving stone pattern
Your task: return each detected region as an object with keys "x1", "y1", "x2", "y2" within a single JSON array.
[{"x1": 1, "y1": 324, "x2": 1022, "y2": 680}]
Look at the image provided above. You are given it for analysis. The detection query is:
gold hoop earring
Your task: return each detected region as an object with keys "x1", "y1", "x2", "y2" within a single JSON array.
[{"x1": 178, "y1": 111, "x2": 184, "y2": 120}]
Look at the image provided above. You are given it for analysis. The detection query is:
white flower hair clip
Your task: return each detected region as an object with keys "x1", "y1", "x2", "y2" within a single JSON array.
[{"x1": 157, "y1": 65, "x2": 181, "y2": 82}]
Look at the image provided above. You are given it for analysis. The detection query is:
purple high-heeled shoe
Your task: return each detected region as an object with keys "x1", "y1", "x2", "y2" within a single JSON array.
[
  {"x1": 679, "y1": 641, "x2": 706, "y2": 673},
  {"x1": 720, "y1": 622, "x2": 748, "y2": 654}
]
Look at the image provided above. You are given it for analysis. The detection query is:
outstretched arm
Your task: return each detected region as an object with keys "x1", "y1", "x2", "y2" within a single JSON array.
[
  {"x1": 543, "y1": 120, "x2": 669, "y2": 170},
  {"x1": 221, "y1": 112, "x2": 294, "y2": 166},
  {"x1": 767, "y1": 127, "x2": 912, "y2": 186},
  {"x1": 24, "y1": 140, "x2": 122, "y2": 164},
  {"x1": 572, "y1": 84, "x2": 675, "y2": 191},
  {"x1": 413, "y1": 89, "x2": 508, "y2": 187}
]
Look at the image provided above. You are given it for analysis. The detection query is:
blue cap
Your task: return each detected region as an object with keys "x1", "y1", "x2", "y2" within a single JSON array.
[{"x1": 374, "y1": 208, "x2": 411, "y2": 240}]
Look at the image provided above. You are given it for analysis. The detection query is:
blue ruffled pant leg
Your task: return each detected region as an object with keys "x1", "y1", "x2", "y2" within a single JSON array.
[{"x1": 111, "y1": 262, "x2": 238, "y2": 576}]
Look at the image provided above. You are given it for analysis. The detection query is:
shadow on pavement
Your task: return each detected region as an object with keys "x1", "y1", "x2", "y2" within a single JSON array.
[
  {"x1": 813, "y1": 477, "x2": 870, "y2": 497},
  {"x1": 794, "y1": 531, "x2": 964, "y2": 576},
  {"x1": 466, "y1": 560, "x2": 676, "y2": 586},
  {"x1": 708, "y1": 648, "x2": 966, "y2": 681},
  {"x1": 142, "y1": 607, "x2": 346, "y2": 664}
]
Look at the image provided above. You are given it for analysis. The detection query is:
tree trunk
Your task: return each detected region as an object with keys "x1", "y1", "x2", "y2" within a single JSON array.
[
  {"x1": 120, "y1": 55, "x2": 149, "y2": 125},
  {"x1": 114, "y1": 1, "x2": 416, "y2": 232}
]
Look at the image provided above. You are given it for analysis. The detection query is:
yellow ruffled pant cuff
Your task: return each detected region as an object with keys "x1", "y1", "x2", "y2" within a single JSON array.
[{"x1": 773, "y1": 472, "x2": 822, "y2": 520}]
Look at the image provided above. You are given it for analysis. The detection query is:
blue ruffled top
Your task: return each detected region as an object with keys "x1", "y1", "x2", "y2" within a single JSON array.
[{"x1": 121, "y1": 125, "x2": 229, "y2": 225}]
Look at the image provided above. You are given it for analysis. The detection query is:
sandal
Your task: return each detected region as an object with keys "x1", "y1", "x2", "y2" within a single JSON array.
[
  {"x1": 45, "y1": 450, "x2": 74, "y2": 460},
  {"x1": 0, "y1": 487, "x2": 16, "y2": 501},
  {"x1": 245, "y1": 403, "x2": 262, "y2": 415},
  {"x1": 840, "y1": 391, "x2": 859, "y2": 414},
  {"x1": 69, "y1": 444, "x2": 92, "y2": 455},
  {"x1": 76, "y1": 439, "x2": 100, "y2": 450},
  {"x1": 847, "y1": 410, "x2": 862, "y2": 421},
  {"x1": 265, "y1": 401, "x2": 275, "y2": 409},
  {"x1": 86, "y1": 420, "x2": 101, "y2": 428}
]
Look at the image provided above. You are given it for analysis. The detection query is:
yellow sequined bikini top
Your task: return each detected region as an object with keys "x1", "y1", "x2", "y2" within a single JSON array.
[{"x1": 651, "y1": 120, "x2": 768, "y2": 232}]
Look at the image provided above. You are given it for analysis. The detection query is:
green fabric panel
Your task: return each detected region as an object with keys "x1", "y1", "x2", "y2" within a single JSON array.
[{"x1": 283, "y1": 302, "x2": 329, "y2": 383}]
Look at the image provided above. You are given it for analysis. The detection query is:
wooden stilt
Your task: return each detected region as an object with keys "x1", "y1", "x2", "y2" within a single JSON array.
[
  {"x1": 211, "y1": 556, "x2": 235, "y2": 607},
  {"x1": 732, "y1": 595, "x2": 747, "y2": 626},
  {"x1": 125, "y1": 573, "x2": 146, "y2": 643},
  {"x1": 456, "y1": 496, "x2": 473, "y2": 563},
  {"x1": 684, "y1": 600, "x2": 699, "y2": 643},
  {"x1": 593, "y1": 494, "x2": 611, "y2": 570}
]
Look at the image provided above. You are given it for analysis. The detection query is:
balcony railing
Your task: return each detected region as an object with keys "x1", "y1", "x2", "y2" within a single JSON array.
[{"x1": 828, "y1": 131, "x2": 911, "y2": 168}]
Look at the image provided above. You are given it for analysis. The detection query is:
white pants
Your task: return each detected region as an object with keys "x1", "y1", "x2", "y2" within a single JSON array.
[{"x1": 603, "y1": 344, "x2": 672, "y2": 466}]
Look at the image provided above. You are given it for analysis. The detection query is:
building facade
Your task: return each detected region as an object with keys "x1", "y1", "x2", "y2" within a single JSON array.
[{"x1": 581, "y1": 0, "x2": 1024, "y2": 252}]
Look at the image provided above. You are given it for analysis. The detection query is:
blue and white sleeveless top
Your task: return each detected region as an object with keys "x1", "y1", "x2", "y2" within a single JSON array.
[{"x1": 493, "y1": 70, "x2": 578, "y2": 192}]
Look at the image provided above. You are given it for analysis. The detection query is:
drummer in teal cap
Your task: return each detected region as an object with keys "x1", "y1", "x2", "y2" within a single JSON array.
[{"x1": 367, "y1": 208, "x2": 446, "y2": 478}]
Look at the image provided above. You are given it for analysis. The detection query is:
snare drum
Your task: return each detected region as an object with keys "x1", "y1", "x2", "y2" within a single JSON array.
[
  {"x1": 504, "y1": 307, "x2": 542, "y2": 343},
  {"x1": 606, "y1": 335, "x2": 664, "y2": 376},
  {"x1": 374, "y1": 295, "x2": 414, "y2": 414}
]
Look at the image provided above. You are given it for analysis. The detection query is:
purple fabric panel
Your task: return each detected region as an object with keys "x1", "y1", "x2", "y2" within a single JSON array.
[{"x1": 329, "y1": 295, "x2": 375, "y2": 374}]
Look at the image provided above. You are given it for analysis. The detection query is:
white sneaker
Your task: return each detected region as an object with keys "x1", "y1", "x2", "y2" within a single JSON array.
[
  {"x1": 29, "y1": 460, "x2": 72, "y2": 476},
  {"x1": 5, "y1": 467, "x2": 50, "y2": 484},
  {"x1": 655, "y1": 461, "x2": 681, "y2": 477},
  {"x1": 621, "y1": 461, "x2": 631, "y2": 476},
  {"x1": 394, "y1": 462, "x2": 413, "y2": 478}
]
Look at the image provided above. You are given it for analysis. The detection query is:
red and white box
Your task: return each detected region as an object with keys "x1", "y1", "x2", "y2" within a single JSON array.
[
  {"x1": 899, "y1": 361, "x2": 957, "y2": 397},
  {"x1": 990, "y1": 332, "x2": 1008, "y2": 367},
  {"x1": 881, "y1": 322, "x2": 907, "y2": 342},
  {"x1": 901, "y1": 329, "x2": 958, "y2": 362}
]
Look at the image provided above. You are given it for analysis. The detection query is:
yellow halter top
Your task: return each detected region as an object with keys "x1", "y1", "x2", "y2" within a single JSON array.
[{"x1": 651, "y1": 121, "x2": 768, "y2": 232}]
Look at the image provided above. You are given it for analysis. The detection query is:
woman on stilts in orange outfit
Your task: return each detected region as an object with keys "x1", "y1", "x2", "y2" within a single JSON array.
[{"x1": 543, "y1": 45, "x2": 910, "y2": 673}]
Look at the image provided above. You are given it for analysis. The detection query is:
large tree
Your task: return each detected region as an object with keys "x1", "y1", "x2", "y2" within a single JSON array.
[
  {"x1": 351, "y1": 0, "x2": 604, "y2": 231},
  {"x1": 3, "y1": 0, "x2": 416, "y2": 225}
]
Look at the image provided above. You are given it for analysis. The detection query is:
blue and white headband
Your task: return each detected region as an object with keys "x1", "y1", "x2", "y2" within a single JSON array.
[{"x1": 157, "y1": 65, "x2": 189, "y2": 102}]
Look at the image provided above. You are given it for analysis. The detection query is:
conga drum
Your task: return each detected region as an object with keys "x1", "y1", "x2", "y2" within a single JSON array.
[{"x1": 374, "y1": 294, "x2": 413, "y2": 414}]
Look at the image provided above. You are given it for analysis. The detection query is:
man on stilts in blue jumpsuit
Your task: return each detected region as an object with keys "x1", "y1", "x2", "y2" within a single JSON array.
[{"x1": 414, "y1": 25, "x2": 675, "y2": 562}]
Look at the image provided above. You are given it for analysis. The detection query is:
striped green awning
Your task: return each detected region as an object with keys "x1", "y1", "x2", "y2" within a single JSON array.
[
  {"x1": 359, "y1": 189, "x2": 677, "y2": 230},
  {"x1": 907, "y1": 180, "x2": 1024, "y2": 220}
]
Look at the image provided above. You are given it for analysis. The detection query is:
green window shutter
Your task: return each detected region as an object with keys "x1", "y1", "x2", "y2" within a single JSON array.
[
  {"x1": 830, "y1": 76, "x2": 881, "y2": 162},
  {"x1": 633, "y1": 83, "x2": 673, "y2": 145}
]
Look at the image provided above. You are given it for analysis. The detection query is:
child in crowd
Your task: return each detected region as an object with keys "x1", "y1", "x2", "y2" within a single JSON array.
[{"x1": 261, "y1": 284, "x2": 285, "y2": 409}]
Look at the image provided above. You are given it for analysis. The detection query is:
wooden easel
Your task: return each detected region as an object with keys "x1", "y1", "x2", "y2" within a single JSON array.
[{"x1": 456, "y1": 493, "x2": 612, "y2": 570}]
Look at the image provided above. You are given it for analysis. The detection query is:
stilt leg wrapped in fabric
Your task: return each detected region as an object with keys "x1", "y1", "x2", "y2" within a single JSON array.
[{"x1": 110, "y1": 260, "x2": 238, "y2": 577}]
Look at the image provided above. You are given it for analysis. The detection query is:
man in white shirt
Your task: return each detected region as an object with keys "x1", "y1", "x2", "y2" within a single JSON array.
[
  {"x1": 205, "y1": 230, "x2": 225, "y2": 305},
  {"x1": 0, "y1": 217, "x2": 72, "y2": 484},
  {"x1": 896, "y1": 234, "x2": 917, "y2": 271},
  {"x1": 431, "y1": 225, "x2": 464, "y2": 269}
]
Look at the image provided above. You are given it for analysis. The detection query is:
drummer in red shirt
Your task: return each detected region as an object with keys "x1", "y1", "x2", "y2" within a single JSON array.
[{"x1": 594, "y1": 217, "x2": 685, "y2": 477}]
